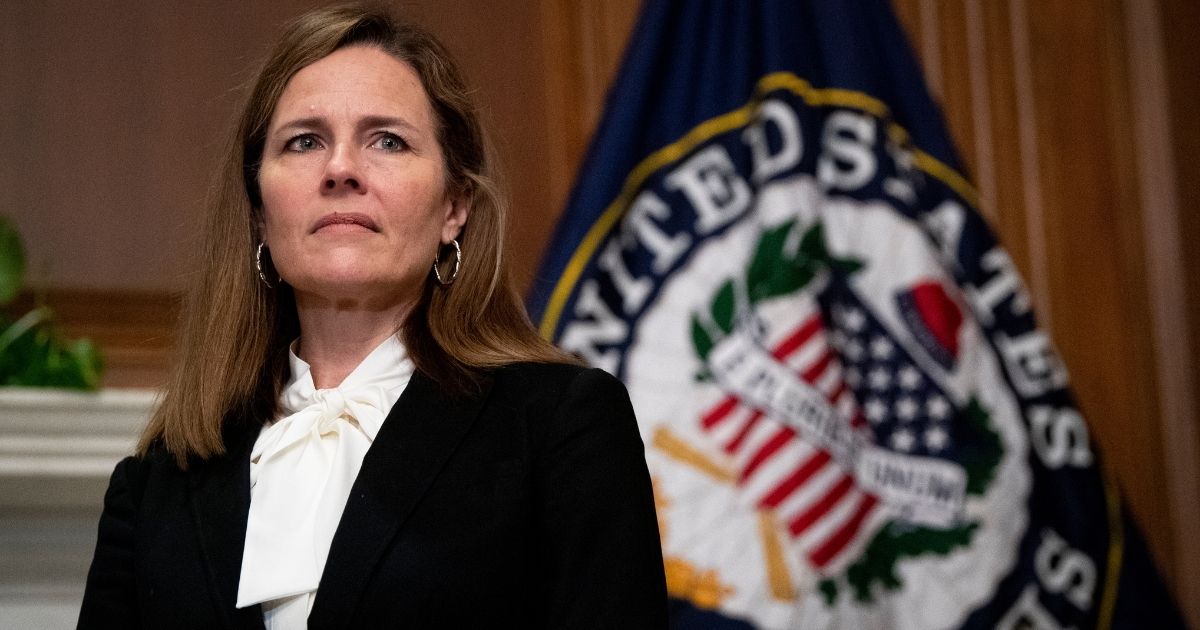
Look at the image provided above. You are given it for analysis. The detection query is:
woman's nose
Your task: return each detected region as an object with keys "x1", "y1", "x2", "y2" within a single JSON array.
[
  {"x1": 321, "y1": 146, "x2": 365, "y2": 193},
  {"x1": 323, "y1": 176, "x2": 361, "y2": 191}
]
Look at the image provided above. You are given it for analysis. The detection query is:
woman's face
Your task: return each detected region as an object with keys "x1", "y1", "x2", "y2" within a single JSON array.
[{"x1": 258, "y1": 45, "x2": 467, "y2": 308}]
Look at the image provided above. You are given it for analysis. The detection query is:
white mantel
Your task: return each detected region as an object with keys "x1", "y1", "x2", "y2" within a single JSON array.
[
  {"x1": 0, "y1": 387, "x2": 154, "y2": 479},
  {"x1": 0, "y1": 387, "x2": 155, "y2": 628}
]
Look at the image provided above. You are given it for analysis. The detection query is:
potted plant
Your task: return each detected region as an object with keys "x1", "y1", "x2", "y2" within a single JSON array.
[{"x1": 0, "y1": 216, "x2": 102, "y2": 389}]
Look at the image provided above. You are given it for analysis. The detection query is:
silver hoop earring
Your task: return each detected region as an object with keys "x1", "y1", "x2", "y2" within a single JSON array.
[
  {"x1": 256, "y1": 242, "x2": 275, "y2": 288},
  {"x1": 433, "y1": 239, "x2": 461, "y2": 286}
]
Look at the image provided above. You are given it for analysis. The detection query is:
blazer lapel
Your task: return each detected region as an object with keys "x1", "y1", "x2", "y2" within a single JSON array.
[
  {"x1": 188, "y1": 416, "x2": 265, "y2": 630},
  {"x1": 308, "y1": 370, "x2": 493, "y2": 628}
]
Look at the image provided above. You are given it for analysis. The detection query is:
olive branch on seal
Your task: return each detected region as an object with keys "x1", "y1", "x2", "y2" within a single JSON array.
[
  {"x1": 684, "y1": 217, "x2": 1005, "y2": 606},
  {"x1": 689, "y1": 219, "x2": 862, "y2": 373}
]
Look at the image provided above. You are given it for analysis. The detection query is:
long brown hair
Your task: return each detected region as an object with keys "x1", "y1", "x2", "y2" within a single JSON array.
[{"x1": 140, "y1": 4, "x2": 571, "y2": 467}]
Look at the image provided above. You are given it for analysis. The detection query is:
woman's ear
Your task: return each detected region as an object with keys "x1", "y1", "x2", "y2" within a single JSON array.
[
  {"x1": 441, "y1": 196, "x2": 469, "y2": 244},
  {"x1": 255, "y1": 218, "x2": 269, "y2": 247}
]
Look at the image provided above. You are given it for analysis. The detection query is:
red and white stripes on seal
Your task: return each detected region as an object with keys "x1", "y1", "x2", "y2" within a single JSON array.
[{"x1": 698, "y1": 300, "x2": 886, "y2": 573}]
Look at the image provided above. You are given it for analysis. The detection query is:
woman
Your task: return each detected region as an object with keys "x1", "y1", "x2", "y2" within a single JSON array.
[{"x1": 78, "y1": 5, "x2": 667, "y2": 629}]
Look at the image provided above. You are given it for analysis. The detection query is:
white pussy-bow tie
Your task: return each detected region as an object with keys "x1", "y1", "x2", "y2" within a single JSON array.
[{"x1": 237, "y1": 336, "x2": 412, "y2": 609}]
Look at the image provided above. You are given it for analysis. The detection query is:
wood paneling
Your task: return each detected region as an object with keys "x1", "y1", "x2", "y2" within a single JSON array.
[
  {"x1": 10, "y1": 290, "x2": 176, "y2": 389},
  {"x1": 538, "y1": 0, "x2": 641, "y2": 252},
  {"x1": 1027, "y1": 0, "x2": 1172, "y2": 579},
  {"x1": 980, "y1": 1, "x2": 1034, "y2": 288},
  {"x1": 1126, "y1": 0, "x2": 1200, "y2": 614},
  {"x1": 3, "y1": 0, "x2": 1196, "y2": 623},
  {"x1": 1159, "y1": 4, "x2": 1200, "y2": 582},
  {"x1": 896, "y1": 0, "x2": 1199, "y2": 623}
]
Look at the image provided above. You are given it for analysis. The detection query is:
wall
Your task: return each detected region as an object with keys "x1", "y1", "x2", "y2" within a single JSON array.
[
  {"x1": 2, "y1": 0, "x2": 1195, "y2": 625},
  {"x1": 0, "y1": 0, "x2": 630, "y2": 298},
  {"x1": 889, "y1": 1, "x2": 1199, "y2": 621}
]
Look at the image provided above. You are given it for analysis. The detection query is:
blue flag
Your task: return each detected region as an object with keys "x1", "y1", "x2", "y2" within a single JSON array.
[{"x1": 529, "y1": 1, "x2": 1185, "y2": 627}]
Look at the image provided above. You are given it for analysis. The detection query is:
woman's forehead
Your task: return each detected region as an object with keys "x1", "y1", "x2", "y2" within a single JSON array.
[{"x1": 269, "y1": 46, "x2": 434, "y2": 133}]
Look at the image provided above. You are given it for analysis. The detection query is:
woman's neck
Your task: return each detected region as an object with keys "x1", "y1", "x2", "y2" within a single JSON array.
[{"x1": 293, "y1": 292, "x2": 412, "y2": 389}]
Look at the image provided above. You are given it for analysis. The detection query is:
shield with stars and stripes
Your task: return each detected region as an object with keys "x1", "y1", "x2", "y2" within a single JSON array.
[{"x1": 625, "y1": 175, "x2": 1030, "y2": 629}]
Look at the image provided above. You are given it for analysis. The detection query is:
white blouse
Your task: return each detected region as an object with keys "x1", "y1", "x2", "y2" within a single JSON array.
[{"x1": 235, "y1": 335, "x2": 413, "y2": 629}]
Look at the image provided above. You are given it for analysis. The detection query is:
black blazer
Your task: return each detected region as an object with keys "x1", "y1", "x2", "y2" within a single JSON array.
[{"x1": 78, "y1": 363, "x2": 668, "y2": 629}]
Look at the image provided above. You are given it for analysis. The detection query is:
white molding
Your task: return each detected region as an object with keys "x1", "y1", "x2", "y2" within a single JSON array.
[
  {"x1": 0, "y1": 387, "x2": 153, "y2": 478},
  {"x1": 0, "y1": 388, "x2": 155, "y2": 625}
]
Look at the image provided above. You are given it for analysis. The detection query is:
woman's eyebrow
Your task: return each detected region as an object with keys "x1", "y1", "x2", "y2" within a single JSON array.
[
  {"x1": 271, "y1": 116, "x2": 328, "y2": 135},
  {"x1": 357, "y1": 115, "x2": 419, "y2": 134},
  {"x1": 270, "y1": 115, "x2": 421, "y2": 136}
]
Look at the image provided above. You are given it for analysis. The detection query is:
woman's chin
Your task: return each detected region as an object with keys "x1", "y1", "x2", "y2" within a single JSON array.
[{"x1": 286, "y1": 274, "x2": 418, "y2": 309}]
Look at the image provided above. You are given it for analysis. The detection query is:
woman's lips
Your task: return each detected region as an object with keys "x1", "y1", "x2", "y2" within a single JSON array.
[{"x1": 311, "y1": 212, "x2": 380, "y2": 233}]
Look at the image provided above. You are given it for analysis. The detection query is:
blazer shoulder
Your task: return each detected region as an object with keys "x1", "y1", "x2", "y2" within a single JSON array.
[
  {"x1": 103, "y1": 442, "x2": 184, "y2": 510},
  {"x1": 494, "y1": 360, "x2": 591, "y2": 381},
  {"x1": 115, "y1": 439, "x2": 174, "y2": 483},
  {"x1": 488, "y1": 362, "x2": 639, "y2": 452},
  {"x1": 491, "y1": 361, "x2": 626, "y2": 406}
]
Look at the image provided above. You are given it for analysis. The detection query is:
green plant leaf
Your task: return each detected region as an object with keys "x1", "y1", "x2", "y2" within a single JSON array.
[
  {"x1": 746, "y1": 222, "x2": 837, "y2": 303},
  {"x1": 798, "y1": 221, "x2": 829, "y2": 260},
  {"x1": 0, "y1": 307, "x2": 103, "y2": 390},
  {"x1": 67, "y1": 338, "x2": 103, "y2": 390},
  {"x1": 745, "y1": 221, "x2": 794, "y2": 296},
  {"x1": 0, "y1": 306, "x2": 51, "y2": 355},
  {"x1": 842, "y1": 521, "x2": 979, "y2": 603},
  {"x1": 829, "y1": 257, "x2": 865, "y2": 277},
  {"x1": 711, "y1": 280, "x2": 737, "y2": 334},
  {"x1": 959, "y1": 397, "x2": 1003, "y2": 495},
  {"x1": 0, "y1": 323, "x2": 45, "y2": 385},
  {"x1": 820, "y1": 397, "x2": 1002, "y2": 606},
  {"x1": 0, "y1": 216, "x2": 26, "y2": 305},
  {"x1": 798, "y1": 223, "x2": 865, "y2": 282},
  {"x1": 691, "y1": 314, "x2": 714, "y2": 361},
  {"x1": 818, "y1": 579, "x2": 838, "y2": 605},
  {"x1": 0, "y1": 218, "x2": 106, "y2": 390}
]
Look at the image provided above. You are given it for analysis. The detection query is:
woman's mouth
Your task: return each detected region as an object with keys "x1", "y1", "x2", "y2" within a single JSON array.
[{"x1": 311, "y1": 212, "x2": 380, "y2": 233}]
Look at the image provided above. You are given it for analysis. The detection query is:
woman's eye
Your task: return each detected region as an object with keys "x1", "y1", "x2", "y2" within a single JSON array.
[
  {"x1": 373, "y1": 133, "x2": 408, "y2": 152},
  {"x1": 284, "y1": 134, "x2": 321, "y2": 152}
]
